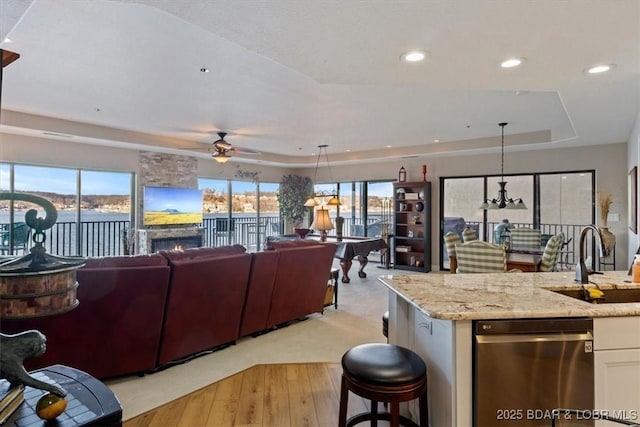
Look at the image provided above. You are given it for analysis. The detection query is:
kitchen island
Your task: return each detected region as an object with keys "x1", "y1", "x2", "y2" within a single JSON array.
[{"x1": 379, "y1": 271, "x2": 640, "y2": 426}]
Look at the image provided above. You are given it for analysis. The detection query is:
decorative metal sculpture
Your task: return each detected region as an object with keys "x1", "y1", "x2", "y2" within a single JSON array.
[{"x1": 0, "y1": 192, "x2": 86, "y2": 398}]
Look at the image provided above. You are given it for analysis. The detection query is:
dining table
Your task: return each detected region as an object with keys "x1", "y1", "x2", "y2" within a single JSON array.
[{"x1": 506, "y1": 252, "x2": 542, "y2": 272}]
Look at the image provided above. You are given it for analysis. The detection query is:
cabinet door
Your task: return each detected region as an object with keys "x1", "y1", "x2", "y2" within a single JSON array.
[{"x1": 594, "y1": 349, "x2": 640, "y2": 426}]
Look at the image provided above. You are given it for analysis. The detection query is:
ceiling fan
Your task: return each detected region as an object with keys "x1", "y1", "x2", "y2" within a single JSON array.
[{"x1": 205, "y1": 132, "x2": 261, "y2": 163}]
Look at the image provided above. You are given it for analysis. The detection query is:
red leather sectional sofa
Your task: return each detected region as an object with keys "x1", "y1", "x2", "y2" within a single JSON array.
[{"x1": 0, "y1": 241, "x2": 336, "y2": 380}]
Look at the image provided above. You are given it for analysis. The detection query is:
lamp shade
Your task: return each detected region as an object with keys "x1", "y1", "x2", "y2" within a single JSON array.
[
  {"x1": 310, "y1": 208, "x2": 334, "y2": 231},
  {"x1": 304, "y1": 197, "x2": 318, "y2": 207},
  {"x1": 326, "y1": 195, "x2": 341, "y2": 206}
]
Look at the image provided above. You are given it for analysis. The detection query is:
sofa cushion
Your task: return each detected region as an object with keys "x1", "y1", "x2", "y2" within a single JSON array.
[
  {"x1": 264, "y1": 239, "x2": 322, "y2": 251},
  {"x1": 83, "y1": 253, "x2": 168, "y2": 268},
  {"x1": 157, "y1": 253, "x2": 252, "y2": 365},
  {"x1": 160, "y1": 244, "x2": 246, "y2": 261},
  {"x1": 239, "y1": 250, "x2": 280, "y2": 337}
]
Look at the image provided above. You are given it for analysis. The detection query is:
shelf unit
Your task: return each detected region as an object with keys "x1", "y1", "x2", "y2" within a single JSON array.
[{"x1": 393, "y1": 181, "x2": 431, "y2": 272}]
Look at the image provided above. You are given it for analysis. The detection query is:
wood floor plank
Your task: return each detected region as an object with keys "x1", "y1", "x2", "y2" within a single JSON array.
[
  {"x1": 144, "y1": 396, "x2": 189, "y2": 427},
  {"x1": 177, "y1": 385, "x2": 218, "y2": 426},
  {"x1": 286, "y1": 364, "x2": 319, "y2": 427},
  {"x1": 235, "y1": 364, "x2": 265, "y2": 426},
  {"x1": 263, "y1": 364, "x2": 291, "y2": 427},
  {"x1": 205, "y1": 371, "x2": 244, "y2": 427},
  {"x1": 306, "y1": 363, "x2": 340, "y2": 427}
]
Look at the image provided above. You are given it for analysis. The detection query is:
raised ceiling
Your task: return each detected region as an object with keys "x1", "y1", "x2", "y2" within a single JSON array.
[{"x1": 0, "y1": 0, "x2": 638, "y2": 167}]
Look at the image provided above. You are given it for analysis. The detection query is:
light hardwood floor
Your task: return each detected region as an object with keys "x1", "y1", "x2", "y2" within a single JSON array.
[{"x1": 123, "y1": 362, "x2": 375, "y2": 427}]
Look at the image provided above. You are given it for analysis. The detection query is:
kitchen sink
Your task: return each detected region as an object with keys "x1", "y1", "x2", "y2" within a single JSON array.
[{"x1": 552, "y1": 288, "x2": 640, "y2": 304}]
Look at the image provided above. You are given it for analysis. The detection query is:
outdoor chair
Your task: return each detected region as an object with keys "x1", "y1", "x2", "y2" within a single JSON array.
[
  {"x1": 454, "y1": 240, "x2": 506, "y2": 273},
  {"x1": 0, "y1": 222, "x2": 31, "y2": 255}
]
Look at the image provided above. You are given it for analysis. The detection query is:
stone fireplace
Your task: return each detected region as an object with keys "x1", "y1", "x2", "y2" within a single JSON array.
[{"x1": 138, "y1": 228, "x2": 205, "y2": 254}]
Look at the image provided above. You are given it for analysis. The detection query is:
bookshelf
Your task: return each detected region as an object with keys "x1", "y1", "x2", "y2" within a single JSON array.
[{"x1": 393, "y1": 181, "x2": 431, "y2": 272}]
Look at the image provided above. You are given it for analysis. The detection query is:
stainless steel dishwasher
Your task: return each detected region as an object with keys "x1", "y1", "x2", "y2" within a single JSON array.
[{"x1": 474, "y1": 318, "x2": 594, "y2": 427}]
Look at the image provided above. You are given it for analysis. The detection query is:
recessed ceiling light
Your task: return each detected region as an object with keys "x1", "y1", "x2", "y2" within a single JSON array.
[
  {"x1": 346, "y1": 149, "x2": 351, "y2": 152},
  {"x1": 586, "y1": 64, "x2": 615, "y2": 74},
  {"x1": 2, "y1": 37, "x2": 12, "y2": 43},
  {"x1": 500, "y1": 57, "x2": 526, "y2": 68},
  {"x1": 401, "y1": 50, "x2": 427, "y2": 63},
  {"x1": 433, "y1": 139, "x2": 440, "y2": 143},
  {"x1": 386, "y1": 145, "x2": 392, "y2": 148}
]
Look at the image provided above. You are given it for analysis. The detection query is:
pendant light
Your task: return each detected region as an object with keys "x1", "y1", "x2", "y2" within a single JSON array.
[
  {"x1": 303, "y1": 144, "x2": 341, "y2": 207},
  {"x1": 479, "y1": 123, "x2": 527, "y2": 210}
]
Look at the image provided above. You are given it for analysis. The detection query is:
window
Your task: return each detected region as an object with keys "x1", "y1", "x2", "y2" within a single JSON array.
[
  {"x1": 199, "y1": 178, "x2": 280, "y2": 251},
  {"x1": 1, "y1": 163, "x2": 133, "y2": 256},
  {"x1": 440, "y1": 171, "x2": 595, "y2": 271}
]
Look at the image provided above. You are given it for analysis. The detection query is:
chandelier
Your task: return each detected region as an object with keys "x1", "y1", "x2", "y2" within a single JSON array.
[
  {"x1": 304, "y1": 144, "x2": 341, "y2": 207},
  {"x1": 479, "y1": 122, "x2": 527, "y2": 210}
]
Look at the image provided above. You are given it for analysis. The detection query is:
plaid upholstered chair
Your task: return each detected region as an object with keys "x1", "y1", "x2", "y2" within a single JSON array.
[
  {"x1": 455, "y1": 240, "x2": 506, "y2": 273},
  {"x1": 509, "y1": 228, "x2": 541, "y2": 248},
  {"x1": 462, "y1": 226, "x2": 478, "y2": 242},
  {"x1": 444, "y1": 231, "x2": 461, "y2": 273},
  {"x1": 539, "y1": 233, "x2": 565, "y2": 272}
]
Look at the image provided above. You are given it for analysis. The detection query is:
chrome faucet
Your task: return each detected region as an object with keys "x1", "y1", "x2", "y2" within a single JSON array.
[{"x1": 575, "y1": 225, "x2": 607, "y2": 284}]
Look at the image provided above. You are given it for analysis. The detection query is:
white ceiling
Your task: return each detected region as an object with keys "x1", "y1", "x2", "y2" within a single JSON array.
[{"x1": 0, "y1": 0, "x2": 638, "y2": 167}]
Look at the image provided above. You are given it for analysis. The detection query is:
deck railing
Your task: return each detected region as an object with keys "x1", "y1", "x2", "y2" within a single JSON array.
[{"x1": 1, "y1": 217, "x2": 614, "y2": 271}]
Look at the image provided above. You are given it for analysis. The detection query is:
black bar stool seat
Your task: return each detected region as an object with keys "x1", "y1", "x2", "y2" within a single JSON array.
[{"x1": 338, "y1": 343, "x2": 428, "y2": 427}]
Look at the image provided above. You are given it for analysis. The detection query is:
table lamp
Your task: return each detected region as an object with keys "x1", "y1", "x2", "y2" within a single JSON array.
[{"x1": 310, "y1": 208, "x2": 333, "y2": 242}]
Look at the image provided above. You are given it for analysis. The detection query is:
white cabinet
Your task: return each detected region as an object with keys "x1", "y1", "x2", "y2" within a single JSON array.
[
  {"x1": 593, "y1": 317, "x2": 640, "y2": 426},
  {"x1": 389, "y1": 297, "x2": 473, "y2": 427}
]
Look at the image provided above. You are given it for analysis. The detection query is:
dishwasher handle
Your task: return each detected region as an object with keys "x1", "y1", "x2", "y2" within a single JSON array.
[{"x1": 476, "y1": 331, "x2": 593, "y2": 344}]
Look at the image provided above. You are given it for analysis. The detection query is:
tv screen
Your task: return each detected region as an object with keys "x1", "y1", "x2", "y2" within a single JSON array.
[{"x1": 143, "y1": 186, "x2": 203, "y2": 226}]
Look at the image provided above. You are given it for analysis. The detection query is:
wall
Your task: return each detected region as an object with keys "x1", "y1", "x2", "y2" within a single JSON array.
[{"x1": 0, "y1": 132, "x2": 630, "y2": 268}]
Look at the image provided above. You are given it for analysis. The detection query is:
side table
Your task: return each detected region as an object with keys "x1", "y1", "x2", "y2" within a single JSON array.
[
  {"x1": 324, "y1": 268, "x2": 339, "y2": 309},
  {"x1": 2, "y1": 365, "x2": 122, "y2": 426}
]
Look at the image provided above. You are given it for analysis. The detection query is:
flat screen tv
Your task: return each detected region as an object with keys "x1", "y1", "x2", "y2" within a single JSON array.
[{"x1": 143, "y1": 186, "x2": 203, "y2": 226}]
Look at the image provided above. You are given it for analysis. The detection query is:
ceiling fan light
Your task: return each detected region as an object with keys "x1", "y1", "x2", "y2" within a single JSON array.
[{"x1": 213, "y1": 153, "x2": 230, "y2": 163}]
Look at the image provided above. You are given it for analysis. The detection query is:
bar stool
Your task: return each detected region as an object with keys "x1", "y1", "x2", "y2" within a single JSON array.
[
  {"x1": 338, "y1": 343, "x2": 428, "y2": 427},
  {"x1": 382, "y1": 311, "x2": 389, "y2": 339}
]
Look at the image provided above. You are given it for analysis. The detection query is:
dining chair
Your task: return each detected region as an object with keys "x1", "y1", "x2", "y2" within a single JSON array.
[
  {"x1": 462, "y1": 226, "x2": 478, "y2": 242},
  {"x1": 0, "y1": 222, "x2": 31, "y2": 255},
  {"x1": 539, "y1": 233, "x2": 565, "y2": 272},
  {"x1": 509, "y1": 228, "x2": 542, "y2": 248},
  {"x1": 444, "y1": 231, "x2": 461, "y2": 273},
  {"x1": 455, "y1": 240, "x2": 506, "y2": 273}
]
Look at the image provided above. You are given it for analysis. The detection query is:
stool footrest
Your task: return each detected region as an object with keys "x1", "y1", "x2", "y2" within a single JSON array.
[{"x1": 347, "y1": 412, "x2": 420, "y2": 427}]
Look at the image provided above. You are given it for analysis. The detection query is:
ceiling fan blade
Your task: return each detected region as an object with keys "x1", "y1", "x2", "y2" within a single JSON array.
[{"x1": 231, "y1": 146, "x2": 261, "y2": 155}]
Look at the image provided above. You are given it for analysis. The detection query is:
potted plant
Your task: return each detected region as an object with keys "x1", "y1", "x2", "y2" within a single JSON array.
[
  {"x1": 598, "y1": 192, "x2": 616, "y2": 256},
  {"x1": 277, "y1": 174, "x2": 313, "y2": 233}
]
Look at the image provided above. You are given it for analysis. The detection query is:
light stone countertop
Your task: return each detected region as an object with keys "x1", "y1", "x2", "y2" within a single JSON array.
[{"x1": 378, "y1": 271, "x2": 640, "y2": 320}]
